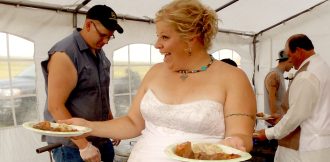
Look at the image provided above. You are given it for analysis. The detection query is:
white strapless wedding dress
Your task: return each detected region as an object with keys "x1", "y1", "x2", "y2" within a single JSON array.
[{"x1": 128, "y1": 89, "x2": 225, "y2": 162}]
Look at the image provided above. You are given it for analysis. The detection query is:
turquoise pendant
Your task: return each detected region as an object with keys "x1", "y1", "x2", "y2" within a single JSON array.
[
  {"x1": 201, "y1": 66, "x2": 207, "y2": 71},
  {"x1": 180, "y1": 72, "x2": 188, "y2": 81}
]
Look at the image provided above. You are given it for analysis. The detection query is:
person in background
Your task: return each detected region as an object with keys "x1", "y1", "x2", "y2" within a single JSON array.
[
  {"x1": 253, "y1": 51, "x2": 292, "y2": 162},
  {"x1": 263, "y1": 50, "x2": 293, "y2": 119},
  {"x1": 221, "y1": 58, "x2": 238, "y2": 67},
  {"x1": 255, "y1": 34, "x2": 330, "y2": 162},
  {"x1": 41, "y1": 5, "x2": 123, "y2": 162},
  {"x1": 62, "y1": 0, "x2": 256, "y2": 161},
  {"x1": 254, "y1": 50, "x2": 292, "y2": 161}
]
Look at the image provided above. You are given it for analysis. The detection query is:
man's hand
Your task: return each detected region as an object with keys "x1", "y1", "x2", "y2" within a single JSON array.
[
  {"x1": 220, "y1": 136, "x2": 246, "y2": 152},
  {"x1": 79, "y1": 142, "x2": 101, "y2": 162},
  {"x1": 266, "y1": 113, "x2": 282, "y2": 126},
  {"x1": 253, "y1": 129, "x2": 267, "y2": 141},
  {"x1": 58, "y1": 118, "x2": 92, "y2": 139},
  {"x1": 112, "y1": 139, "x2": 121, "y2": 146}
]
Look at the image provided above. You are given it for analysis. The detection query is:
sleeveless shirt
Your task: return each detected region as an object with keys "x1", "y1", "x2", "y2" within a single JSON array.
[{"x1": 41, "y1": 29, "x2": 111, "y2": 147}]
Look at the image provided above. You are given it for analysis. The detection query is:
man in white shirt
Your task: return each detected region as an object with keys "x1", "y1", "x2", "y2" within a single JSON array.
[{"x1": 255, "y1": 34, "x2": 330, "y2": 162}]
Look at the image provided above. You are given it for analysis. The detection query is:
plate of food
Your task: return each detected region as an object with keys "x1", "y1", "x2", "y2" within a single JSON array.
[
  {"x1": 23, "y1": 121, "x2": 92, "y2": 137},
  {"x1": 165, "y1": 141, "x2": 252, "y2": 162},
  {"x1": 256, "y1": 112, "x2": 274, "y2": 120}
]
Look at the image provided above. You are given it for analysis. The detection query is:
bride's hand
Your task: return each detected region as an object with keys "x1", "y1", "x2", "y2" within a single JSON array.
[
  {"x1": 220, "y1": 136, "x2": 246, "y2": 152},
  {"x1": 58, "y1": 118, "x2": 91, "y2": 139}
]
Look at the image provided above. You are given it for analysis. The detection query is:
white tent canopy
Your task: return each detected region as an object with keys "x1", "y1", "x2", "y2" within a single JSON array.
[
  {"x1": 0, "y1": 0, "x2": 327, "y2": 34},
  {"x1": 1, "y1": 0, "x2": 330, "y2": 161}
]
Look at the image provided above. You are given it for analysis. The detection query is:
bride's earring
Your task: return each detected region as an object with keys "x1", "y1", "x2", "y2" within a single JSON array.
[{"x1": 186, "y1": 47, "x2": 192, "y2": 56}]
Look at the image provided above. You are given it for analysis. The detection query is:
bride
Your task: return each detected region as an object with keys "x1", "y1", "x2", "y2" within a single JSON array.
[{"x1": 62, "y1": 0, "x2": 256, "y2": 161}]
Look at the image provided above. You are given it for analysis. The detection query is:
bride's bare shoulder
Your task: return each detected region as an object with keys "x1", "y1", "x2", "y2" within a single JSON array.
[
  {"x1": 146, "y1": 62, "x2": 165, "y2": 74},
  {"x1": 212, "y1": 61, "x2": 250, "y2": 82}
]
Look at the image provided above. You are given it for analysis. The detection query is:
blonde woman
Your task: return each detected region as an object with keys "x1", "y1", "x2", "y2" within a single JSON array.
[{"x1": 63, "y1": 0, "x2": 256, "y2": 161}]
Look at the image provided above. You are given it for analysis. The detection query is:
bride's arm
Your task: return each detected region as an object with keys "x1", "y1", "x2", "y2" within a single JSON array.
[
  {"x1": 87, "y1": 86, "x2": 147, "y2": 139},
  {"x1": 63, "y1": 85, "x2": 147, "y2": 139},
  {"x1": 223, "y1": 68, "x2": 256, "y2": 152}
]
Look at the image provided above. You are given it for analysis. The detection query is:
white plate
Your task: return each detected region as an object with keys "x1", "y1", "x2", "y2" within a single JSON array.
[
  {"x1": 165, "y1": 141, "x2": 252, "y2": 162},
  {"x1": 23, "y1": 121, "x2": 92, "y2": 137}
]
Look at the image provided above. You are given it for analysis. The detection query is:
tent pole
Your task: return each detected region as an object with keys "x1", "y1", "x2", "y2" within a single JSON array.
[
  {"x1": 256, "y1": 0, "x2": 329, "y2": 36},
  {"x1": 0, "y1": 0, "x2": 253, "y2": 37},
  {"x1": 252, "y1": 35, "x2": 258, "y2": 90},
  {"x1": 72, "y1": 0, "x2": 91, "y2": 28},
  {"x1": 215, "y1": 0, "x2": 239, "y2": 12}
]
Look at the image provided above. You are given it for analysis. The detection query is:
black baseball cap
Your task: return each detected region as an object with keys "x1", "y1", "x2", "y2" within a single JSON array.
[
  {"x1": 277, "y1": 50, "x2": 289, "y2": 61},
  {"x1": 87, "y1": 5, "x2": 123, "y2": 34}
]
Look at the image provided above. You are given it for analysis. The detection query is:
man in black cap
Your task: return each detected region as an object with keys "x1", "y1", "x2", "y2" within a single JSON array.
[
  {"x1": 263, "y1": 50, "x2": 293, "y2": 119},
  {"x1": 41, "y1": 5, "x2": 123, "y2": 162},
  {"x1": 252, "y1": 50, "x2": 293, "y2": 161}
]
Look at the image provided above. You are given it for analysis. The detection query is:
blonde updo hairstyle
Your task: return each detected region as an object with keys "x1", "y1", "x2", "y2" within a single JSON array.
[{"x1": 155, "y1": 0, "x2": 218, "y2": 50}]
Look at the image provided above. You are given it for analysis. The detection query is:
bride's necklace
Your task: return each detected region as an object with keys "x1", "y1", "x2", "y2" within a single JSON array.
[{"x1": 176, "y1": 55, "x2": 215, "y2": 81}]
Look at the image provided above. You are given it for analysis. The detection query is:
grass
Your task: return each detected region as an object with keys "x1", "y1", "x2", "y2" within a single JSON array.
[{"x1": 0, "y1": 60, "x2": 34, "y2": 79}]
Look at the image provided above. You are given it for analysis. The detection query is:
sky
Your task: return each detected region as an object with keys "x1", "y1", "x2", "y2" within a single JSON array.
[{"x1": 0, "y1": 32, "x2": 34, "y2": 59}]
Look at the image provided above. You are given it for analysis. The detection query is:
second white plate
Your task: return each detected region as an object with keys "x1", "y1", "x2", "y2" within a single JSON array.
[
  {"x1": 164, "y1": 141, "x2": 252, "y2": 162},
  {"x1": 23, "y1": 121, "x2": 92, "y2": 137}
]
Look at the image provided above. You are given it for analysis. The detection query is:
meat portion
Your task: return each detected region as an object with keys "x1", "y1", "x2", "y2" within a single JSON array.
[
  {"x1": 175, "y1": 141, "x2": 241, "y2": 160},
  {"x1": 33, "y1": 121, "x2": 78, "y2": 132},
  {"x1": 33, "y1": 121, "x2": 51, "y2": 130},
  {"x1": 175, "y1": 141, "x2": 195, "y2": 159}
]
